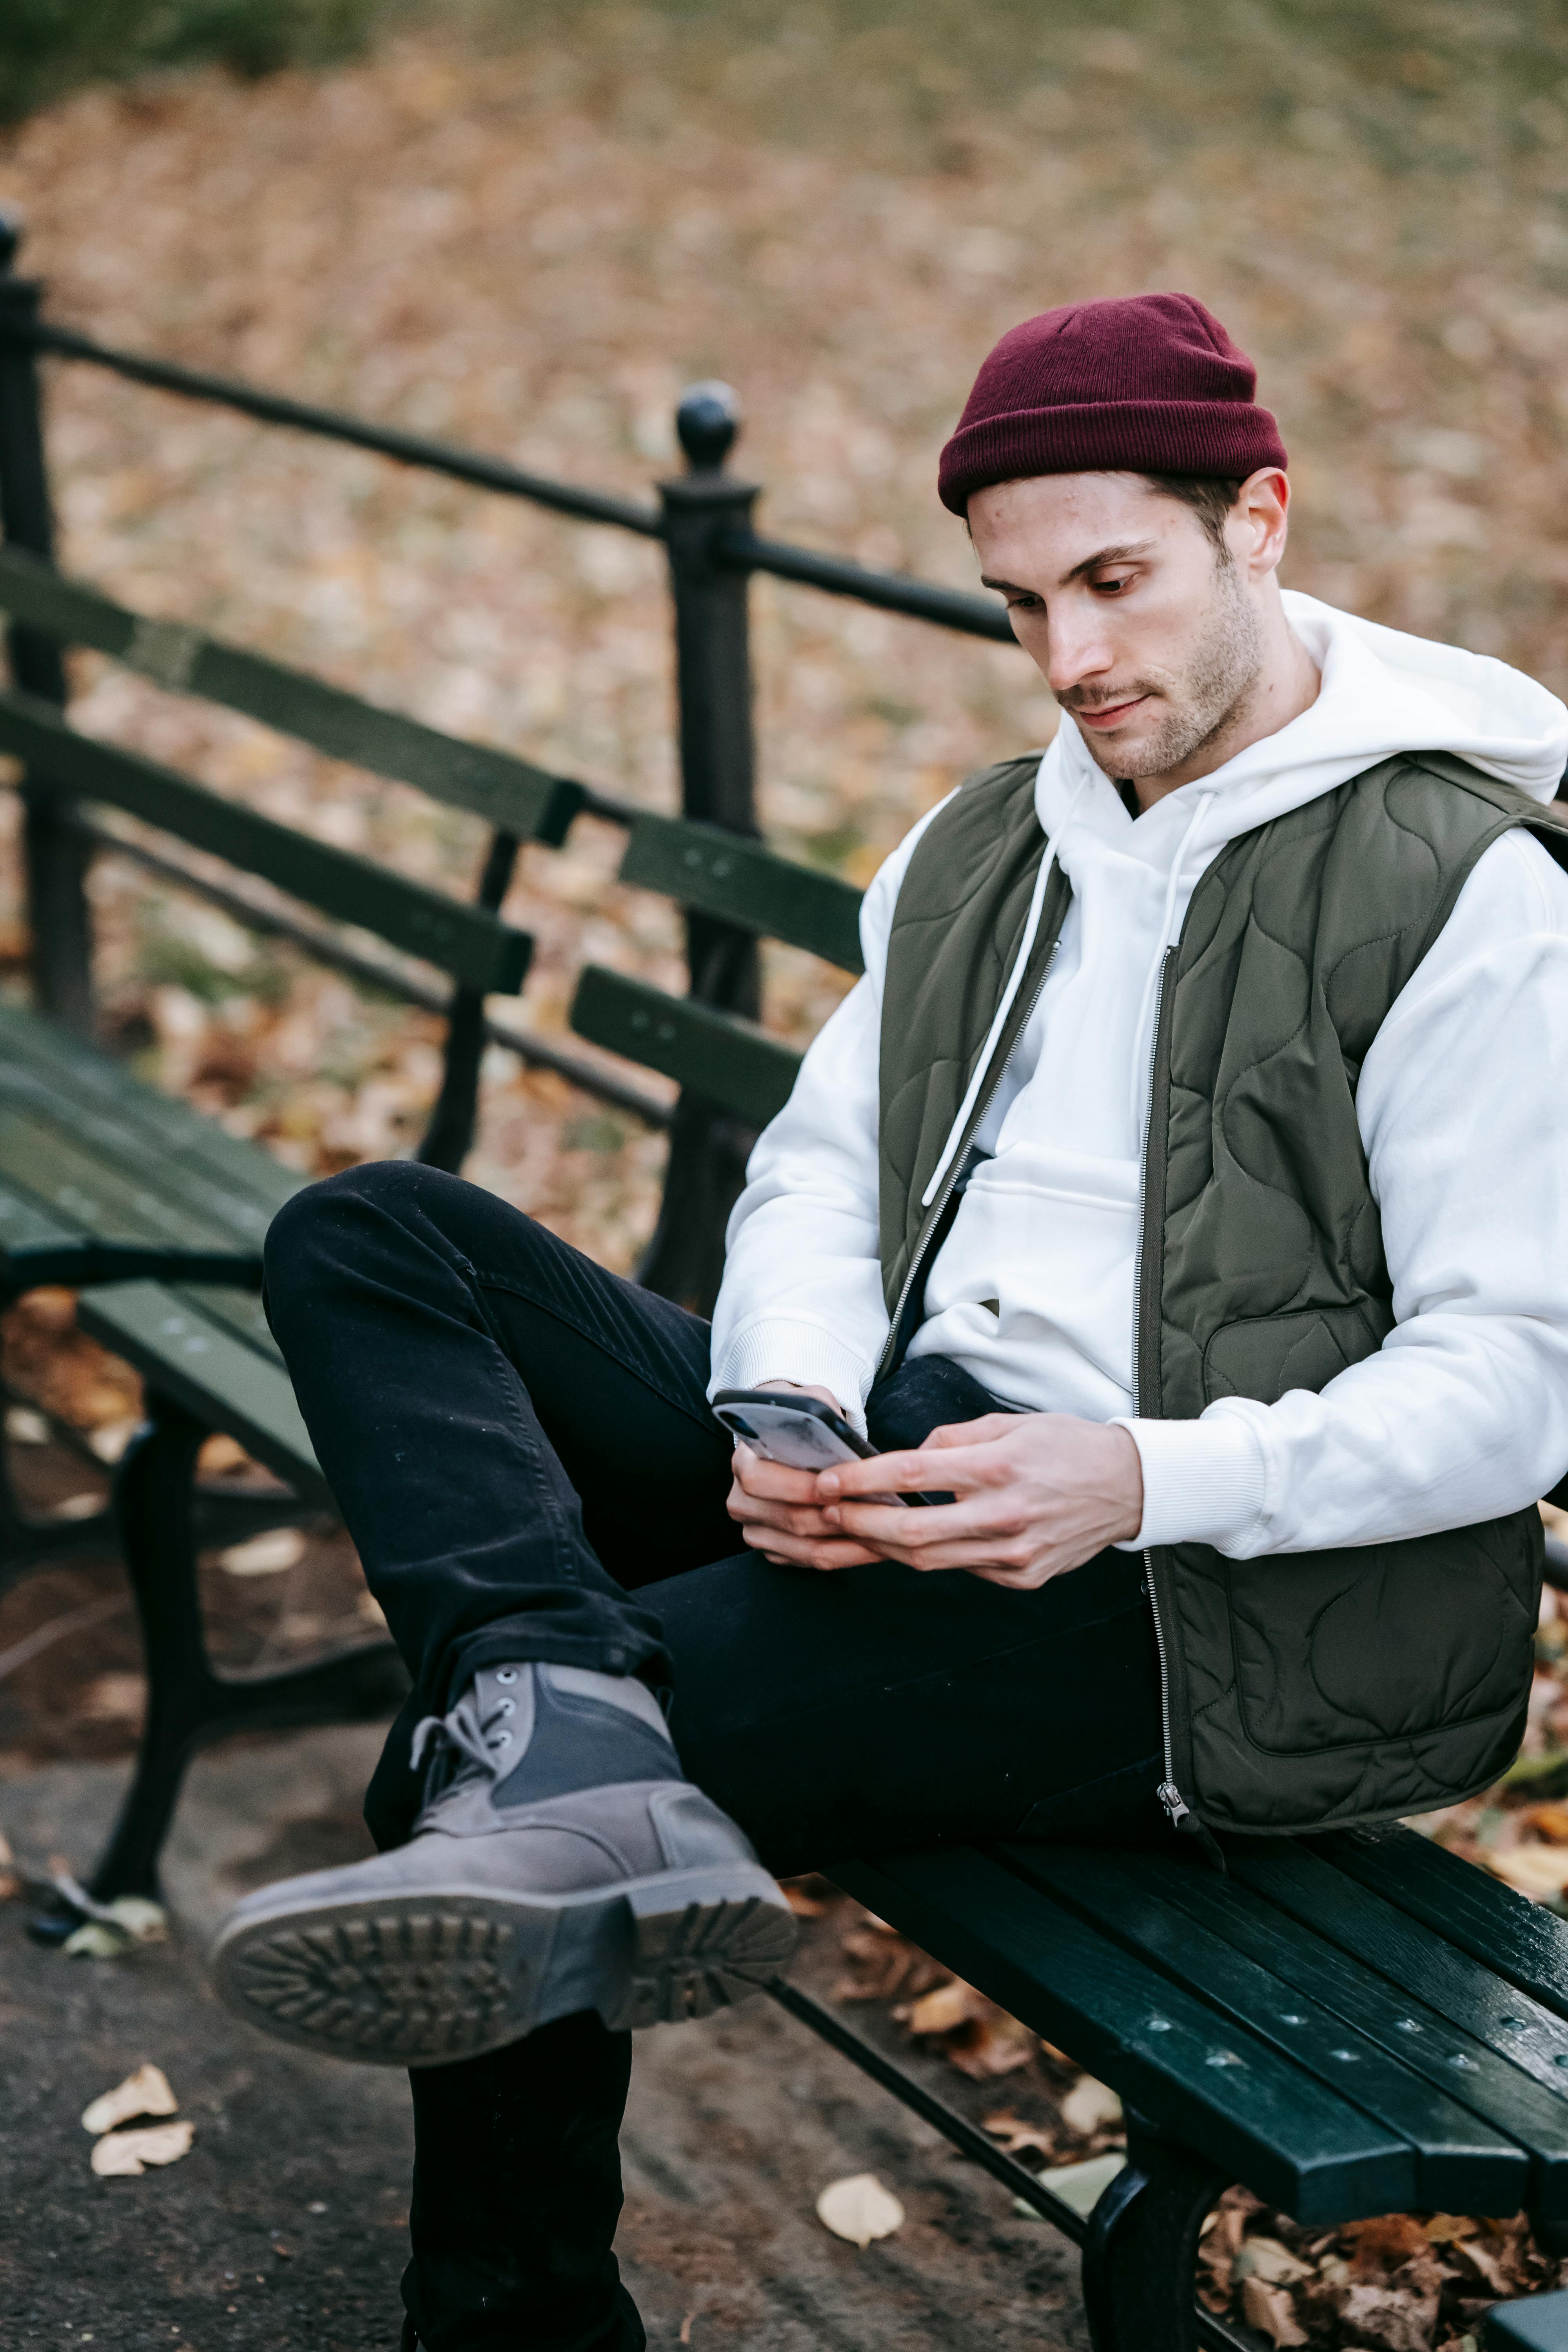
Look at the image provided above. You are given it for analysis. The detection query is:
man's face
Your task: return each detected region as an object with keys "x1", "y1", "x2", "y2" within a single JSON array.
[{"x1": 967, "y1": 470, "x2": 1282, "y2": 784}]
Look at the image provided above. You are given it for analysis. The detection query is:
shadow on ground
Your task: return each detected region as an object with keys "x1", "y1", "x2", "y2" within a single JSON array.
[{"x1": 0, "y1": 1726, "x2": 1088, "y2": 2351}]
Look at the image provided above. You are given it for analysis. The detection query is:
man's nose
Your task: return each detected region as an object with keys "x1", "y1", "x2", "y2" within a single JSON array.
[{"x1": 1044, "y1": 609, "x2": 1116, "y2": 697}]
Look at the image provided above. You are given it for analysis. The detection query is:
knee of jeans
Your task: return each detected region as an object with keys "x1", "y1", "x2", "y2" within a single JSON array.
[{"x1": 262, "y1": 1160, "x2": 417, "y2": 1299}]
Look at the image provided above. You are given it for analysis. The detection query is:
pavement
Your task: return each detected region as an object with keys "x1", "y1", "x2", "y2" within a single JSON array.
[{"x1": 0, "y1": 1724, "x2": 1091, "y2": 2351}]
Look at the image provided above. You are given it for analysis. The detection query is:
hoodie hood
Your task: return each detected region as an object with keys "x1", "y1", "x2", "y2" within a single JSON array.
[{"x1": 1038, "y1": 588, "x2": 1568, "y2": 846}]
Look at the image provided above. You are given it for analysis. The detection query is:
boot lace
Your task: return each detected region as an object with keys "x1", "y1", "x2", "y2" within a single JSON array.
[{"x1": 408, "y1": 1683, "x2": 517, "y2": 1799}]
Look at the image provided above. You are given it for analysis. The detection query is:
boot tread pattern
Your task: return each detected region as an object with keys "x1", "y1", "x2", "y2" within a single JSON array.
[
  {"x1": 230, "y1": 1911, "x2": 515, "y2": 2061},
  {"x1": 617, "y1": 1891, "x2": 798, "y2": 2028}
]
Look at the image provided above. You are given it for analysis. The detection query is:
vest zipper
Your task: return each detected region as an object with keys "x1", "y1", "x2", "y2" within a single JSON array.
[
  {"x1": 1132, "y1": 947, "x2": 1211, "y2": 1845},
  {"x1": 877, "y1": 945, "x2": 1059, "y2": 1383}
]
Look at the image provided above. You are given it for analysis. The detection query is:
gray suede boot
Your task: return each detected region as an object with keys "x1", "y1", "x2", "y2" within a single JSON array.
[{"x1": 209, "y1": 1662, "x2": 797, "y2": 2067}]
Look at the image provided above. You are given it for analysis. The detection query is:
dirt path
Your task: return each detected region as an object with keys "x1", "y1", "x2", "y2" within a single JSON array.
[{"x1": 0, "y1": 1727, "x2": 1086, "y2": 2352}]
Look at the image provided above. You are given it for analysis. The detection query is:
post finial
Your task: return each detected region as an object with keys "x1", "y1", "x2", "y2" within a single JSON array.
[
  {"x1": 676, "y1": 381, "x2": 741, "y2": 474},
  {"x1": 0, "y1": 209, "x2": 24, "y2": 273}
]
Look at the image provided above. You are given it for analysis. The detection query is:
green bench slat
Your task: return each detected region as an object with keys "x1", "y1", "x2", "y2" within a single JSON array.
[
  {"x1": 568, "y1": 967, "x2": 800, "y2": 1127},
  {"x1": 1113, "y1": 1848, "x2": 1568, "y2": 2213},
  {"x1": 834, "y1": 1848, "x2": 1414, "y2": 2223},
  {"x1": 0, "y1": 1005, "x2": 297, "y2": 1220},
  {"x1": 1486, "y1": 2288, "x2": 1568, "y2": 2348},
  {"x1": 995, "y1": 1845, "x2": 1528, "y2": 2215},
  {"x1": 1228, "y1": 1843, "x2": 1568, "y2": 2103},
  {"x1": 0, "y1": 688, "x2": 533, "y2": 996},
  {"x1": 0, "y1": 544, "x2": 583, "y2": 846},
  {"x1": 74, "y1": 1281, "x2": 325, "y2": 1503},
  {"x1": 0, "y1": 1093, "x2": 278, "y2": 1258},
  {"x1": 1314, "y1": 1828, "x2": 1568, "y2": 2025},
  {"x1": 0, "y1": 1180, "x2": 258, "y2": 1291},
  {"x1": 619, "y1": 814, "x2": 864, "y2": 972}
]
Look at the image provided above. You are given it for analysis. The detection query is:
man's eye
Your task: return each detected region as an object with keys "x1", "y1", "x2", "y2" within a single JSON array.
[
  {"x1": 1092, "y1": 573, "x2": 1135, "y2": 595},
  {"x1": 1006, "y1": 592, "x2": 1043, "y2": 610}
]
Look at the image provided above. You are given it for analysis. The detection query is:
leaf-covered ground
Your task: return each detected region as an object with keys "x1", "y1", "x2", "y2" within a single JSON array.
[{"x1": 5, "y1": 5, "x2": 1568, "y2": 2344}]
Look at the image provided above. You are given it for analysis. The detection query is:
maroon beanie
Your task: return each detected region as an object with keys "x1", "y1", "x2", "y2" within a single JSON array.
[{"x1": 938, "y1": 292, "x2": 1287, "y2": 515}]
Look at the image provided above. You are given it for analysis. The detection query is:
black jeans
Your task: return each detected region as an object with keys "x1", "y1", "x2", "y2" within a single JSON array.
[{"x1": 263, "y1": 1161, "x2": 1165, "y2": 2352}]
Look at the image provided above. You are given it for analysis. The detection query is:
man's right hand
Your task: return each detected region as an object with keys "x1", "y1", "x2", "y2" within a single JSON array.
[{"x1": 725, "y1": 1383, "x2": 883, "y2": 1570}]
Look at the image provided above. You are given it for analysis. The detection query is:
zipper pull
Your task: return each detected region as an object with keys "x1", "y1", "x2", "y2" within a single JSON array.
[{"x1": 1159, "y1": 1781, "x2": 1227, "y2": 1871}]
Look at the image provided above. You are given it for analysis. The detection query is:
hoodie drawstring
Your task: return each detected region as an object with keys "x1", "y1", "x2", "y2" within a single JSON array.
[
  {"x1": 918, "y1": 774, "x2": 1092, "y2": 1211},
  {"x1": 1127, "y1": 787, "x2": 1217, "y2": 1140}
]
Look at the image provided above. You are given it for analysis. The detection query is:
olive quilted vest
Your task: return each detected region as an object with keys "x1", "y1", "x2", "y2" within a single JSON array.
[{"x1": 878, "y1": 749, "x2": 1568, "y2": 1836}]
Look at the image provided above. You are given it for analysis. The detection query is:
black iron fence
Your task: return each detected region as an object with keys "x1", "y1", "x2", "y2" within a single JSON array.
[{"x1": 0, "y1": 210, "x2": 1015, "y2": 1296}]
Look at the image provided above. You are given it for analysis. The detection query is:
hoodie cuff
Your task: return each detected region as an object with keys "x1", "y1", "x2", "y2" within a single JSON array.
[
  {"x1": 1110, "y1": 1412, "x2": 1267, "y2": 1552},
  {"x1": 709, "y1": 1321, "x2": 877, "y2": 1435}
]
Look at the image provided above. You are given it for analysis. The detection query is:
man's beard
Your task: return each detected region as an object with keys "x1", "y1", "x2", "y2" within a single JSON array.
[{"x1": 1065, "y1": 557, "x2": 1265, "y2": 782}]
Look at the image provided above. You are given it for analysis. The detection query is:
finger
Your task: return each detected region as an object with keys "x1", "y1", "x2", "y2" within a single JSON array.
[
  {"x1": 732, "y1": 1444, "x2": 824, "y2": 1505},
  {"x1": 739, "y1": 1523, "x2": 882, "y2": 1570},
  {"x1": 880, "y1": 1534, "x2": 1096, "y2": 1582},
  {"x1": 818, "y1": 1442, "x2": 999, "y2": 1499},
  {"x1": 920, "y1": 1413, "x2": 1023, "y2": 1451},
  {"x1": 729, "y1": 1487, "x2": 841, "y2": 1541},
  {"x1": 825, "y1": 1490, "x2": 1026, "y2": 1548}
]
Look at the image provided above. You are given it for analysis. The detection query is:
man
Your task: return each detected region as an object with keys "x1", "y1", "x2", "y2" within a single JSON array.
[{"x1": 213, "y1": 293, "x2": 1568, "y2": 2351}]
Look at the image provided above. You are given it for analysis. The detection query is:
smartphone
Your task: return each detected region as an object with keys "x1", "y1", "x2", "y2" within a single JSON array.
[
  {"x1": 712, "y1": 1387, "x2": 879, "y2": 1470},
  {"x1": 711, "y1": 1388, "x2": 935, "y2": 1504}
]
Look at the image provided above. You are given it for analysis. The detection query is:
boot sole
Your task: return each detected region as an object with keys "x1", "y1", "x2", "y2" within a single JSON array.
[{"x1": 209, "y1": 1862, "x2": 798, "y2": 2068}]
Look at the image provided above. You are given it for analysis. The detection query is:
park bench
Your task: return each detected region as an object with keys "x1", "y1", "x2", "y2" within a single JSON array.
[{"x1": 7, "y1": 232, "x2": 1568, "y2": 2352}]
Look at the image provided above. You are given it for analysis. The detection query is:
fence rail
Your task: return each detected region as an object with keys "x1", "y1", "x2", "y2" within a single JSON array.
[{"x1": 0, "y1": 209, "x2": 1018, "y2": 1303}]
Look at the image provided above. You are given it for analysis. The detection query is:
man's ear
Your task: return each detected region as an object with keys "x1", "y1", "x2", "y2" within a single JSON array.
[{"x1": 1234, "y1": 467, "x2": 1290, "y2": 578}]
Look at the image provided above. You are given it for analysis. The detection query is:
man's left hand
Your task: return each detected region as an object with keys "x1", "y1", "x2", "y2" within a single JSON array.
[{"x1": 814, "y1": 1412, "x2": 1145, "y2": 1589}]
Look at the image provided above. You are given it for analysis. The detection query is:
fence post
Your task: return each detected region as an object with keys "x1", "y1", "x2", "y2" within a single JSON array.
[
  {"x1": 0, "y1": 212, "x2": 93, "y2": 1035},
  {"x1": 638, "y1": 383, "x2": 762, "y2": 1312}
]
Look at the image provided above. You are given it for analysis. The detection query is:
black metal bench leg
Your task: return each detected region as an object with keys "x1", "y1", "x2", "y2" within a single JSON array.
[
  {"x1": 1080, "y1": 2112, "x2": 1232, "y2": 2352},
  {"x1": 86, "y1": 1392, "x2": 213, "y2": 1907},
  {"x1": 24, "y1": 1385, "x2": 409, "y2": 1936}
]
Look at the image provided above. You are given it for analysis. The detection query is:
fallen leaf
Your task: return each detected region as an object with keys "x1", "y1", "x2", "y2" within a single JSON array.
[
  {"x1": 80, "y1": 1673, "x2": 147, "y2": 1724},
  {"x1": 944, "y1": 2011, "x2": 1036, "y2": 2079},
  {"x1": 1059, "y1": 2074, "x2": 1123, "y2": 2136},
  {"x1": 1236, "y1": 2235, "x2": 1314, "y2": 2285},
  {"x1": 1520, "y1": 1802, "x2": 1568, "y2": 1844},
  {"x1": 1424, "y1": 2214, "x2": 1479, "y2": 2244},
  {"x1": 1452, "y1": 2235, "x2": 1512, "y2": 2294},
  {"x1": 1240, "y1": 2276, "x2": 1309, "y2": 2346},
  {"x1": 815, "y1": 2173, "x2": 904, "y2": 2249},
  {"x1": 87, "y1": 1417, "x2": 138, "y2": 1465},
  {"x1": 90, "y1": 2120, "x2": 195, "y2": 2177},
  {"x1": 64, "y1": 1923, "x2": 132, "y2": 1960},
  {"x1": 1332, "y1": 2279, "x2": 1440, "y2": 2352},
  {"x1": 982, "y1": 2108, "x2": 1056, "y2": 2159},
  {"x1": 217, "y1": 1527, "x2": 306, "y2": 1577},
  {"x1": 62, "y1": 1895, "x2": 169, "y2": 1958},
  {"x1": 82, "y1": 2064, "x2": 178, "y2": 2136},
  {"x1": 1485, "y1": 1844, "x2": 1568, "y2": 1899},
  {"x1": 904, "y1": 1977, "x2": 984, "y2": 2036},
  {"x1": 49, "y1": 1493, "x2": 104, "y2": 1521},
  {"x1": 1345, "y1": 2214, "x2": 1432, "y2": 2273},
  {"x1": 781, "y1": 1881, "x2": 827, "y2": 1918},
  {"x1": 198, "y1": 1432, "x2": 250, "y2": 1475}
]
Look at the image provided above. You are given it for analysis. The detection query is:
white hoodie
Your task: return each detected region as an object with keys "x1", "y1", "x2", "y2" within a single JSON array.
[{"x1": 710, "y1": 592, "x2": 1568, "y2": 1557}]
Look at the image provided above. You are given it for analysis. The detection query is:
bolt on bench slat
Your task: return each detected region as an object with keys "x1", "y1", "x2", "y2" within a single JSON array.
[
  {"x1": 994, "y1": 1842, "x2": 1530, "y2": 2214},
  {"x1": 569, "y1": 965, "x2": 802, "y2": 1129},
  {"x1": 619, "y1": 811, "x2": 864, "y2": 973},
  {"x1": 834, "y1": 1846, "x2": 1416, "y2": 2225}
]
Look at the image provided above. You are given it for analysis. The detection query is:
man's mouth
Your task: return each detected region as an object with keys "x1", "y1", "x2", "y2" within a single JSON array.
[{"x1": 1071, "y1": 695, "x2": 1150, "y2": 732}]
